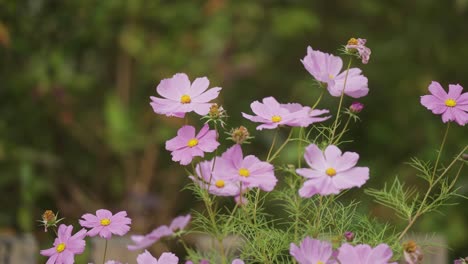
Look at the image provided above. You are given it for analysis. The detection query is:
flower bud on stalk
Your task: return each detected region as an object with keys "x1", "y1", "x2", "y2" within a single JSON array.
[{"x1": 38, "y1": 210, "x2": 64, "y2": 232}]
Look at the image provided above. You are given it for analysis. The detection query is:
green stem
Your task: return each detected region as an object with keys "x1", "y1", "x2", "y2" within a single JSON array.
[
  {"x1": 333, "y1": 115, "x2": 352, "y2": 145},
  {"x1": 267, "y1": 129, "x2": 279, "y2": 161},
  {"x1": 268, "y1": 129, "x2": 294, "y2": 162},
  {"x1": 102, "y1": 239, "x2": 108, "y2": 264},
  {"x1": 311, "y1": 90, "x2": 324, "y2": 109},
  {"x1": 297, "y1": 128, "x2": 304, "y2": 168},
  {"x1": 330, "y1": 58, "x2": 353, "y2": 143},
  {"x1": 398, "y1": 123, "x2": 451, "y2": 240}
]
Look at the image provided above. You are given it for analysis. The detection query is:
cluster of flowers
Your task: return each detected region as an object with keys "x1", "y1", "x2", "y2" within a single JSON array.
[{"x1": 39, "y1": 37, "x2": 468, "y2": 263}]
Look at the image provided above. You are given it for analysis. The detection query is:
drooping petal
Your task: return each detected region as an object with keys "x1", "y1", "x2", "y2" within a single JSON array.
[{"x1": 428, "y1": 81, "x2": 448, "y2": 100}]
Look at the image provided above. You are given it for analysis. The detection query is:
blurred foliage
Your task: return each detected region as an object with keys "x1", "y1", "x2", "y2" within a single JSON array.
[{"x1": 0, "y1": 0, "x2": 467, "y2": 260}]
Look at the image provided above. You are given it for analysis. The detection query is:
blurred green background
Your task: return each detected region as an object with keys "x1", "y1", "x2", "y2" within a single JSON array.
[{"x1": 1, "y1": 0, "x2": 467, "y2": 261}]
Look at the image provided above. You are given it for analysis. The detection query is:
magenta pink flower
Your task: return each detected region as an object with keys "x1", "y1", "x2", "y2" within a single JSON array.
[
  {"x1": 40, "y1": 224, "x2": 87, "y2": 264},
  {"x1": 301, "y1": 47, "x2": 369, "y2": 98},
  {"x1": 346, "y1": 38, "x2": 371, "y2": 64},
  {"x1": 150, "y1": 73, "x2": 221, "y2": 118},
  {"x1": 290, "y1": 236, "x2": 335, "y2": 264},
  {"x1": 190, "y1": 160, "x2": 241, "y2": 197},
  {"x1": 166, "y1": 124, "x2": 220, "y2": 165},
  {"x1": 420, "y1": 81, "x2": 468, "y2": 126},
  {"x1": 242, "y1": 97, "x2": 330, "y2": 130},
  {"x1": 296, "y1": 144, "x2": 369, "y2": 197},
  {"x1": 128, "y1": 214, "x2": 191, "y2": 251},
  {"x1": 79, "y1": 209, "x2": 131, "y2": 239},
  {"x1": 337, "y1": 243, "x2": 396, "y2": 264},
  {"x1": 137, "y1": 250, "x2": 179, "y2": 264},
  {"x1": 214, "y1": 144, "x2": 277, "y2": 191}
]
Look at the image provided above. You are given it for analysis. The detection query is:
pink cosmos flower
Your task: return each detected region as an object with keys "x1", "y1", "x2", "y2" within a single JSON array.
[
  {"x1": 40, "y1": 224, "x2": 87, "y2": 264},
  {"x1": 137, "y1": 250, "x2": 178, "y2": 264},
  {"x1": 301, "y1": 47, "x2": 369, "y2": 98},
  {"x1": 290, "y1": 236, "x2": 336, "y2": 264},
  {"x1": 190, "y1": 160, "x2": 241, "y2": 197},
  {"x1": 296, "y1": 144, "x2": 369, "y2": 197},
  {"x1": 346, "y1": 38, "x2": 371, "y2": 64},
  {"x1": 337, "y1": 243, "x2": 396, "y2": 264},
  {"x1": 420, "y1": 81, "x2": 468, "y2": 126},
  {"x1": 166, "y1": 124, "x2": 220, "y2": 165},
  {"x1": 215, "y1": 144, "x2": 277, "y2": 191},
  {"x1": 79, "y1": 209, "x2": 131, "y2": 239},
  {"x1": 242, "y1": 97, "x2": 330, "y2": 130},
  {"x1": 232, "y1": 259, "x2": 245, "y2": 264},
  {"x1": 150, "y1": 73, "x2": 221, "y2": 118},
  {"x1": 128, "y1": 214, "x2": 191, "y2": 251}
]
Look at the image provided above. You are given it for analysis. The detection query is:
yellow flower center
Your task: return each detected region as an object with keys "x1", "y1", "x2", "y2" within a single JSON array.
[
  {"x1": 239, "y1": 168, "x2": 250, "y2": 177},
  {"x1": 180, "y1": 94, "x2": 191, "y2": 104},
  {"x1": 325, "y1": 168, "x2": 337, "y2": 177},
  {"x1": 328, "y1": 74, "x2": 335, "y2": 79},
  {"x1": 187, "y1": 138, "x2": 199, "y2": 147},
  {"x1": 271, "y1": 115, "x2": 282, "y2": 123},
  {"x1": 56, "y1": 243, "x2": 66, "y2": 253},
  {"x1": 215, "y1": 180, "x2": 225, "y2": 188},
  {"x1": 317, "y1": 261, "x2": 324, "y2": 264},
  {"x1": 347, "y1": 37, "x2": 358, "y2": 46},
  {"x1": 100, "y1": 218, "x2": 111, "y2": 226},
  {"x1": 445, "y1": 98, "x2": 457, "y2": 107}
]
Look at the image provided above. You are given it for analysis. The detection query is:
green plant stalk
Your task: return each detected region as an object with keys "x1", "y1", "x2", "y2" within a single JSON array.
[
  {"x1": 268, "y1": 129, "x2": 294, "y2": 162},
  {"x1": 102, "y1": 239, "x2": 108, "y2": 264},
  {"x1": 267, "y1": 129, "x2": 279, "y2": 161},
  {"x1": 330, "y1": 58, "x2": 353, "y2": 143},
  {"x1": 398, "y1": 123, "x2": 450, "y2": 240},
  {"x1": 333, "y1": 115, "x2": 352, "y2": 145}
]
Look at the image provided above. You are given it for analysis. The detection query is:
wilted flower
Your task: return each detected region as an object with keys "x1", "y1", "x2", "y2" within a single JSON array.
[
  {"x1": 345, "y1": 38, "x2": 371, "y2": 64},
  {"x1": 301, "y1": 46, "x2": 369, "y2": 98},
  {"x1": 337, "y1": 243, "x2": 396, "y2": 264},
  {"x1": 420, "y1": 81, "x2": 468, "y2": 126},
  {"x1": 39, "y1": 210, "x2": 64, "y2": 232},
  {"x1": 454, "y1": 257, "x2": 468, "y2": 264},
  {"x1": 349, "y1": 102, "x2": 364, "y2": 113},
  {"x1": 79, "y1": 209, "x2": 131, "y2": 239},
  {"x1": 290, "y1": 236, "x2": 335, "y2": 264},
  {"x1": 150, "y1": 73, "x2": 221, "y2": 118},
  {"x1": 296, "y1": 144, "x2": 369, "y2": 197},
  {"x1": 403, "y1": 240, "x2": 423, "y2": 264},
  {"x1": 344, "y1": 231, "x2": 355, "y2": 242},
  {"x1": 40, "y1": 224, "x2": 87, "y2": 264},
  {"x1": 227, "y1": 126, "x2": 252, "y2": 144},
  {"x1": 136, "y1": 250, "x2": 178, "y2": 264},
  {"x1": 165, "y1": 124, "x2": 220, "y2": 165}
]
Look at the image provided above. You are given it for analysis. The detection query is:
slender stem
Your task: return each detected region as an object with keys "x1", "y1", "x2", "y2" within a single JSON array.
[
  {"x1": 311, "y1": 90, "x2": 324, "y2": 109},
  {"x1": 267, "y1": 129, "x2": 279, "y2": 161},
  {"x1": 333, "y1": 115, "x2": 352, "y2": 144},
  {"x1": 268, "y1": 129, "x2": 294, "y2": 162},
  {"x1": 102, "y1": 239, "x2": 108, "y2": 264},
  {"x1": 330, "y1": 58, "x2": 353, "y2": 143},
  {"x1": 298, "y1": 128, "x2": 304, "y2": 167},
  {"x1": 398, "y1": 123, "x2": 450, "y2": 240}
]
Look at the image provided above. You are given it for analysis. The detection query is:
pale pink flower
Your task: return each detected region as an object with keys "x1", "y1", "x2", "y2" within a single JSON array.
[
  {"x1": 297, "y1": 144, "x2": 369, "y2": 197},
  {"x1": 137, "y1": 250, "x2": 178, "y2": 264},
  {"x1": 420, "y1": 81, "x2": 468, "y2": 126},
  {"x1": 337, "y1": 243, "x2": 396, "y2": 264},
  {"x1": 79, "y1": 209, "x2": 131, "y2": 239},
  {"x1": 346, "y1": 38, "x2": 371, "y2": 64},
  {"x1": 232, "y1": 259, "x2": 244, "y2": 264},
  {"x1": 290, "y1": 236, "x2": 336, "y2": 264},
  {"x1": 190, "y1": 160, "x2": 241, "y2": 197},
  {"x1": 301, "y1": 47, "x2": 369, "y2": 98},
  {"x1": 128, "y1": 215, "x2": 191, "y2": 251},
  {"x1": 40, "y1": 224, "x2": 87, "y2": 264},
  {"x1": 166, "y1": 124, "x2": 220, "y2": 165},
  {"x1": 215, "y1": 144, "x2": 277, "y2": 191},
  {"x1": 150, "y1": 73, "x2": 221, "y2": 118},
  {"x1": 242, "y1": 97, "x2": 330, "y2": 130}
]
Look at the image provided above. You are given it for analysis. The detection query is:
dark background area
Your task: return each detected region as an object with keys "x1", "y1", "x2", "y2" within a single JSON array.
[{"x1": 0, "y1": 0, "x2": 467, "y2": 261}]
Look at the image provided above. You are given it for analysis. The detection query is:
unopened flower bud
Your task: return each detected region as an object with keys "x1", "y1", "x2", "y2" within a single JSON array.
[
  {"x1": 208, "y1": 103, "x2": 222, "y2": 118},
  {"x1": 344, "y1": 231, "x2": 354, "y2": 242},
  {"x1": 462, "y1": 153, "x2": 468, "y2": 161},
  {"x1": 228, "y1": 126, "x2": 252, "y2": 144},
  {"x1": 403, "y1": 240, "x2": 423, "y2": 264},
  {"x1": 38, "y1": 210, "x2": 64, "y2": 232},
  {"x1": 349, "y1": 102, "x2": 364, "y2": 113}
]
